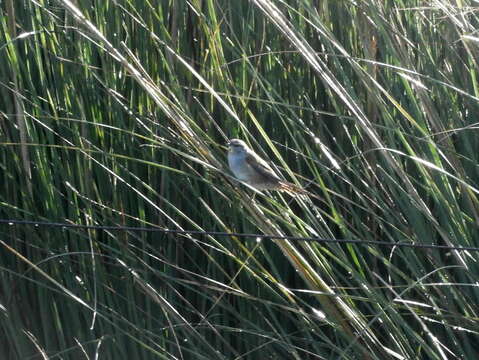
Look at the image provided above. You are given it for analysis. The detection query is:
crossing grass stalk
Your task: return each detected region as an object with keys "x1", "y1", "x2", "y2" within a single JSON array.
[{"x1": 1, "y1": 0, "x2": 479, "y2": 358}]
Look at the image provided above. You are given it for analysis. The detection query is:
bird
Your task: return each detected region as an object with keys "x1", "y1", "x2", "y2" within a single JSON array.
[{"x1": 227, "y1": 138, "x2": 305, "y2": 193}]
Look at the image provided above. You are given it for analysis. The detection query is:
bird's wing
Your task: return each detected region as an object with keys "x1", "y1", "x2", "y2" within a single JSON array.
[{"x1": 245, "y1": 152, "x2": 282, "y2": 182}]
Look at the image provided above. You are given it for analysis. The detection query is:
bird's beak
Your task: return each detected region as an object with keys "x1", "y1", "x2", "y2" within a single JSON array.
[{"x1": 221, "y1": 140, "x2": 230, "y2": 151}]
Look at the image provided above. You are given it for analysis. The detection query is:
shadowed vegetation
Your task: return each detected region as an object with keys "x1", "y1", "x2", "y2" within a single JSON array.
[{"x1": 1, "y1": 0, "x2": 479, "y2": 359}]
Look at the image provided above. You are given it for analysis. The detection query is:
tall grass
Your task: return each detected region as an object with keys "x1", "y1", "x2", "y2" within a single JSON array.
[{"x1": 1, "y1": 0, "x2": 479, "y2": 358}]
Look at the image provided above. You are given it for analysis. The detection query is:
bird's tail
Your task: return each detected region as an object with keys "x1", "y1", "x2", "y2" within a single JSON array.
[{"x1": 278, "y1": 181, "x2": 308, "y2": 194}]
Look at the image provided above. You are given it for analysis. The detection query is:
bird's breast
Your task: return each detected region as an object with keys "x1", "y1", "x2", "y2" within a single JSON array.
[{"x1": 228, "y1": 152, "x2": 252, "y2": 182}]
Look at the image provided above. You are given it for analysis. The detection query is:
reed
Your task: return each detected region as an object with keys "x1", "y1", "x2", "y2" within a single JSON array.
[{"x1": 1, "y1": 0, "x2": 478, "y2": 358}]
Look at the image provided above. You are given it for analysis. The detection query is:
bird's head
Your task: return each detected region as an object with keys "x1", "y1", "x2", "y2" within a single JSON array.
[{"x1": 227, "y1": 139, "x2": 248, "y2": 154}]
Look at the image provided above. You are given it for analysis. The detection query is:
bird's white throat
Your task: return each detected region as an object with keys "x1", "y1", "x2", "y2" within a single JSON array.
[{"x1": 228, "y1": 150, "x2": 251, "y2": 182}]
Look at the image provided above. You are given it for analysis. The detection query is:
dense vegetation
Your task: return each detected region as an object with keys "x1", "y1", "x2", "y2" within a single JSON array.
[{"x1": 1, "y1": 0, "x2": 479, "y2": 359}]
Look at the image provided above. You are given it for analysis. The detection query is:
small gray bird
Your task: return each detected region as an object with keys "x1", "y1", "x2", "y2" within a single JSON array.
[{"x1": 227, "y1": 139, "x2": 304, "y2": 193}]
